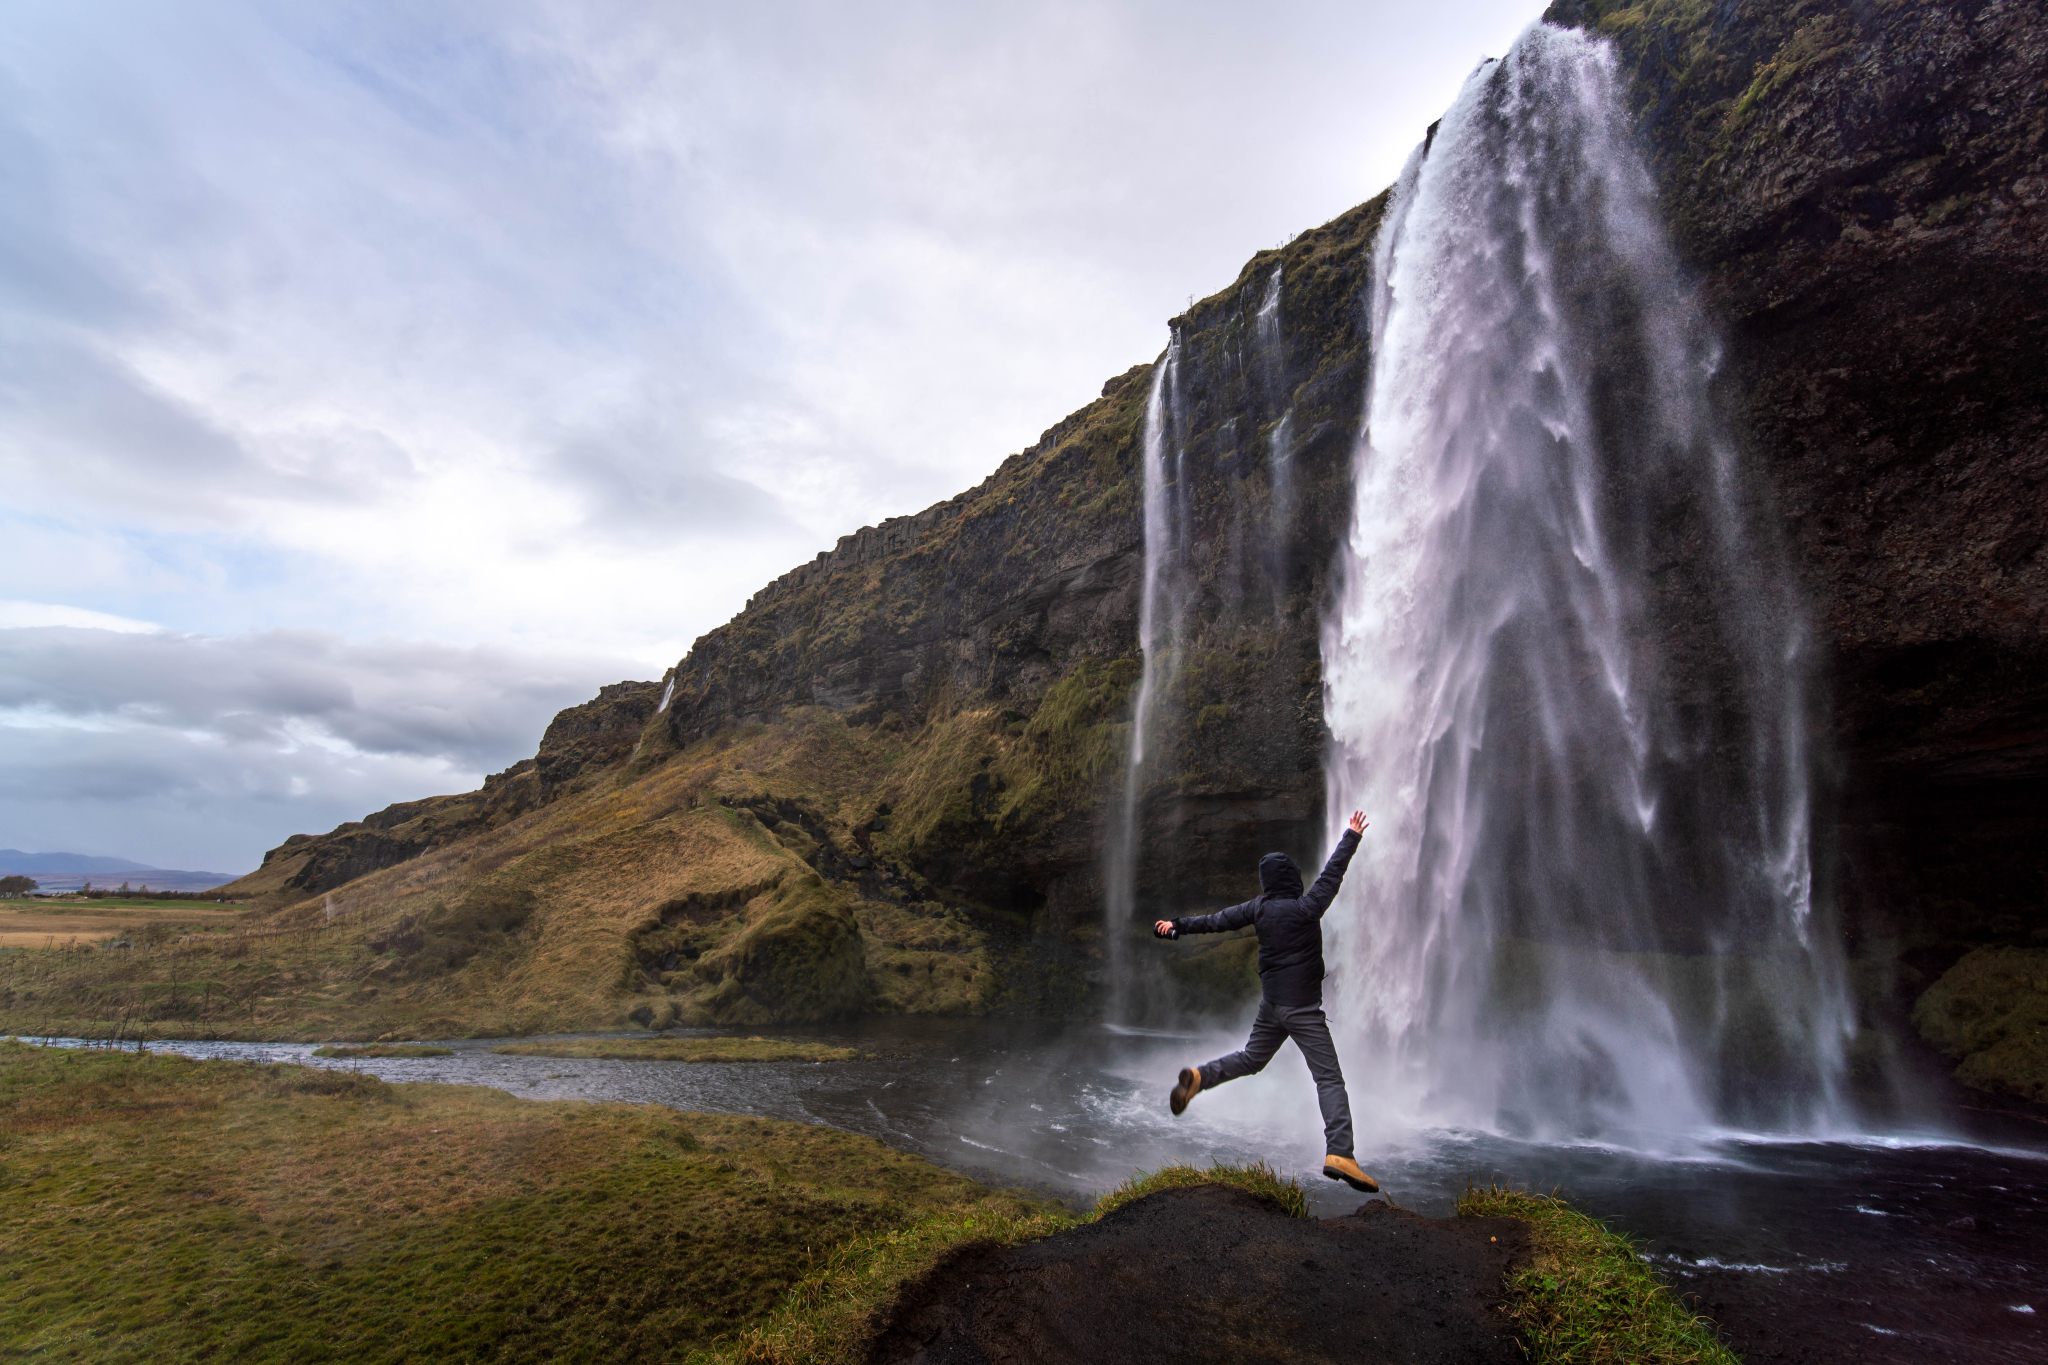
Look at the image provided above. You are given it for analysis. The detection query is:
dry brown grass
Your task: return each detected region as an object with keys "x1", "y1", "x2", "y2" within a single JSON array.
[{"x1": 0, "y1": 900, "x2": 247, "y2": 948}]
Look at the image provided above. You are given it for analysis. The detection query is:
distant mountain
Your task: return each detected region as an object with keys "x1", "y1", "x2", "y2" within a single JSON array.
[
  {"x1": 0, "y1": 851, "x2": 243, "y2": 891},
  {"x1": 0, "y1": 849, "x2": 160, "y2": 874}
]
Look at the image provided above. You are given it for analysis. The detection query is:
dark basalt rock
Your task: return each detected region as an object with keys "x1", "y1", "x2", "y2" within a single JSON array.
[
  {"x1": 1545, "y1": 0, "x2": 2048, "y2": 1015},
  {"x1": 533, "y1": 679, "x2": 665, "y2": 797},
  {"x1": 867, "y1": 1184, "x2": 1529, "y2": 1365}
]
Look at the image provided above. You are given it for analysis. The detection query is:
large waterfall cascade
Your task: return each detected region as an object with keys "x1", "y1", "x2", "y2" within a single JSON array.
[{"x1": 1319, "y1": 25, "x2": 1858, "y2": 1139}]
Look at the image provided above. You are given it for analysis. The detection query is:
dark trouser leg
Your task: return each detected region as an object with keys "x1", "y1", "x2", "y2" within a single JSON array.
[
  {"x1": 1275, "y1": 1004, "x2": 1355, "y2": 1159},
  {"x1": 1199, "y1": 1001, "x2": 1287, "y2": 1088}
]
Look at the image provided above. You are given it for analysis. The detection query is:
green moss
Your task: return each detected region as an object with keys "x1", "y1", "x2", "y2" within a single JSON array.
[
  {"x1": 1913, "y1": 946, "x2": 2048, "y2": 1101},
  {"x1": 853, "y1": 901, "x2": 1000, "y2": 1016},
  {"x1": 1459, "y1": 1184, "x2": 1736, "y2": 1365},
  {"x1": 1723, "y1": 12, "x2": 1852, "y2": 127},
  {"x1": 876, "y1": 657, "x2": 1140, "y2": 866},
  {"x1": 1163, "y1": 934, "x2": 1259, "y2": 1007},
  {"x1": 990, "y1": 658, "x2": 1140, "y2": 829},
  {"x1": 683, "y1": 876, "x2": 870, "y2": 1026}
]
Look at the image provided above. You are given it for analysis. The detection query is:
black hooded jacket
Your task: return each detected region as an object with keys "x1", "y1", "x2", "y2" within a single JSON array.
[{"x1": 1168, "y1": 829, "x2": 1361, "y2": 1007}]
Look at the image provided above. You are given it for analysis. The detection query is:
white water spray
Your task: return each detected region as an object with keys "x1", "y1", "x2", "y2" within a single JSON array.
[{"x1": 1320, "y1": 27, "x2": 1855, "y2": 1140}]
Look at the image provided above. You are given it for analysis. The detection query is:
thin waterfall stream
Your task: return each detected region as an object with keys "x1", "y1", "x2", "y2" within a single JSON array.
[{"x1": 1101, "y1": 337, "x2": 1184, "y2": 1022}]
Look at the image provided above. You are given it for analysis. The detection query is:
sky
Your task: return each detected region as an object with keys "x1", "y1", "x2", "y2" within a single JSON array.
[{"x1": 0, "y1": 0, "x2": 1544, "y2": 873}]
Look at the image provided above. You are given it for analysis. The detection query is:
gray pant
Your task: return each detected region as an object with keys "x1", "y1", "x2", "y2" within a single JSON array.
[{"x1": 1199, "y1": 1000, "x2": 1355, "y2": 1158}]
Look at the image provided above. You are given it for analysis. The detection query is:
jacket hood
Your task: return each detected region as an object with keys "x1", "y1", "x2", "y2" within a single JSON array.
[{"x1": 1258, "y1": 852, "x2": 1303, "y2": 899}]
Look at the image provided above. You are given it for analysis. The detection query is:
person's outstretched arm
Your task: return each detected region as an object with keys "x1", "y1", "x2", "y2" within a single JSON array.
[
  {"x1": 1153, "y1": 900, "x2": 1256, "y2": 940},
  {"x1": 1304, "y1": 810, "x2": 1368, "y2": 917}
]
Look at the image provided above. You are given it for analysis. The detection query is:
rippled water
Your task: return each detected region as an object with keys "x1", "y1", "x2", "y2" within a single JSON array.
[{"x1": 38, "y1": 1019, "x2": 2048, "y2": 1363}]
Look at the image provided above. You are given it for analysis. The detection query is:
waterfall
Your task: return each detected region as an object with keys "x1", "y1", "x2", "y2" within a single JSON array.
[
  {"x1": 1319, "y1": 25, "x2": 1855, "y2": 1139},
  {"x1": 1103, "y1": 337, "x2": 1185, "y2": 1020},
  {"x1": 1255, "y1": 267, "x2": 1296, "y2": 613}
]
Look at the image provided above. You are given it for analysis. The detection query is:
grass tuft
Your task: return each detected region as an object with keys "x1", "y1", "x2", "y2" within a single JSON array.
[
  {"x1": 1092, "y1": 1159, "x2": 1308, "y2": 1221},
  {"x1": 1458, "y1": 1183, "x2": 1738, "y2": 1365}
]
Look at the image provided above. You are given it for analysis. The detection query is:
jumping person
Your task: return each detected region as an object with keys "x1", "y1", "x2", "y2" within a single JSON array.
[{"x1": 1152, "y1": 810, "x2": 1378, "y2": 1193}]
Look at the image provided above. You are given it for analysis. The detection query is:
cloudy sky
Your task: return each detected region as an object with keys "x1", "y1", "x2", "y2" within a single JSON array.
[{"x1": 1, "y1": 0, "x2": 1542, "y2": 873}]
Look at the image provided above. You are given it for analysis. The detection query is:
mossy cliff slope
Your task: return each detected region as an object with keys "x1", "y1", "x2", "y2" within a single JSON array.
[{"x1": 1546, "y1": 0, "x2": 2048, "y2": 1082}]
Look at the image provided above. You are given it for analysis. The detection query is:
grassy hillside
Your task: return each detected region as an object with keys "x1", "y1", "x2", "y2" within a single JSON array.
[{"x1": 1, "y1": 712, "x2": 1020, "y2": 1041}]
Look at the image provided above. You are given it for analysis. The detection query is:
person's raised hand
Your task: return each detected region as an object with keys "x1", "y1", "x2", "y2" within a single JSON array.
[
  {"x1": 1153, "y1": 920, "x2": 1176, "y2": 939},
  {"x1": 1348, "y1": 810, "x2": 1368, "y2": 834}
]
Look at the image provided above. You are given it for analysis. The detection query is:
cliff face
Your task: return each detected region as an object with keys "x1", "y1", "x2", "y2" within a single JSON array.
[
  {"x1": 224, "y1": 0, "x2": 2047, "y2": 1041},
  {"x1": 662, "y1": 198, "x2": 1386, "y2": 943},
  {"x1": 1547, "y1": 0, "x2": 2048, "y2": 997}
]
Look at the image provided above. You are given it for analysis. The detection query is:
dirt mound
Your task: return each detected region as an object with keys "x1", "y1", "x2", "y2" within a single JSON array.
[{"x1": 869, "y1": 1184, "x2": 1530, "y2": 1364}]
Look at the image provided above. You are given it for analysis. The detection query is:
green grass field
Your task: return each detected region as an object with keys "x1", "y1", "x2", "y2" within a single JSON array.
[{"x1": 0, "y1": 1040, "x2": 1049, "y2": 1362}]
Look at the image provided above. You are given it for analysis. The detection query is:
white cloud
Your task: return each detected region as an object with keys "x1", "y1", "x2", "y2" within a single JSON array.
[
  {"x1": 0, "y1": 601, "x2": 160, "y2": 633},
  {"x1": 0, "y1": 623, "x2": 644, "y2": 869},
  {"x1": 0, "y1": 0, "x2": 1544, "y2": 867}
]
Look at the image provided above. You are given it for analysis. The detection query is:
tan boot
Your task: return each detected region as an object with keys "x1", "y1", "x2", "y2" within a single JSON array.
[
  {"x1": 1169, "y1": 1066, "x2": 1203, "y2": 1116},
  {"x1": 1322, "y1": 1154, "x2": 1380, "y2": 1193}
]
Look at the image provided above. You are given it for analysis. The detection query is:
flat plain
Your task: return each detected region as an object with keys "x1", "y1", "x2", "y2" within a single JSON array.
[{"x1": 0, "y1": 898, "x2": 247, "y2": 950}]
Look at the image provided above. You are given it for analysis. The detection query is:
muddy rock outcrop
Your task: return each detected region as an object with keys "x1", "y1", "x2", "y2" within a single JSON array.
[{"x1": 868, "y1": 1185, "x2": 1530, "y2": 1365}]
